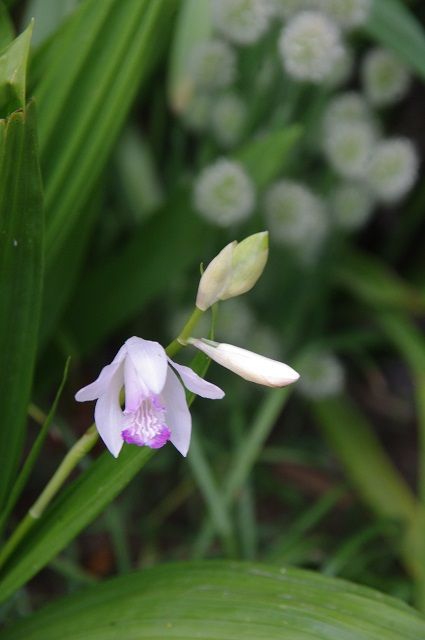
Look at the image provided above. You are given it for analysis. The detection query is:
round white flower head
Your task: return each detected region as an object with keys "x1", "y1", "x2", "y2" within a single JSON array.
[
  {"x1": 330, "y1": 182, "x2": 375, "y2": 231},
  {"x1": 298, "y1": 349, "x2": 345, "y2": 399},
  {"x1": 278, "y1": 11, "x2": 344, "y2": 83},
  {"x1": 367, "y1": 138, "x2": 419, "y2": 203},
  {"x1": 182, "y1": 93, "x2": 212, "y2": 133},
  {"x1": 210, "y1": 92, "x2": 247, "y2": 148},
  {"x1": 322, "y1": 92, "x2": 373, "y2": 134},
  {"x1": 264, "y1": 180, "x2": 328, "y2": 250},
  {"x1": 362, "y1": 48, "x2": 411, "y2": 108},
  {"x1": 190, "y1": 39, "x2": 237, "y2": 91},
  {"x1": 213, "y1": 0, "x2": 272, "y2": 45},
  {"x1": 194, "y1": 158, "x2": 256, "y2": 226},
  {"x1": 317, "y1": 0, "x2": 371, "y2": 29},
  {"x1": 324, "y1": 120, "x2": 376, "y2": 179}
]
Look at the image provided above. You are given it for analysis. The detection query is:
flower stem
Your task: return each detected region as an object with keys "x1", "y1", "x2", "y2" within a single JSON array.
[
  {"x1": 0, "y1": 425, "x2": 98, "y2": 571},
  {"x1": 166, "y1": 306, "x2": 204, "y2": 357}
]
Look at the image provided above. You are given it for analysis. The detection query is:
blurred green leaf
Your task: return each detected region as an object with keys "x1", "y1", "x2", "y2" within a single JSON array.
[
  {"x1": 0, "y1": 446, "x2": 152, "y2": 604},
  {"x1": 336, "y1": 248, "x2": 425, "y2": 313},
  {"x1": 310, "y1": 395, "x2": 421, "y2": 579},
  {"x1": 1, "y1": 562, "x2": 424, "y2": 639},
  {"x1": 0, "y1": 3, "x2": 14, "y2": 49},
  {"x1": 235, "y1": 126, "x2": 303, "y2": 190},
  {"x1": 366, "y1": 0, "x2": 425, "y2": 82},
  {"x1": 0, "y1": 102, "x2": 43, "y2": 511},
  {"x1": 0, "y1": 21, "x2": 32, "y2": 117},
  {"x1": 167, "y1": 0, "x2": 212, "y2": 113},
  {"x1": 65, "y1": 189, "x2": 207, "y2": 354}
]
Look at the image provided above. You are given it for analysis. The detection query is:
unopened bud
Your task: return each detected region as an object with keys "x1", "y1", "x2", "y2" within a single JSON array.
[{"x1": 195, "y1": 232, "x2": 269, "y2": 311}]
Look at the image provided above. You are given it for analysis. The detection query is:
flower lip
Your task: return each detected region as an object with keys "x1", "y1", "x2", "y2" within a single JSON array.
[{"x1": 189, "y1": 338, "x2": 300, "y2": 388}]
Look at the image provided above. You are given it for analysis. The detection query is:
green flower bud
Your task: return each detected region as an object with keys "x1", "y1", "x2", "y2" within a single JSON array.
[{"x1": 196, "y1": 232, "x2": 269, "y2": 311}]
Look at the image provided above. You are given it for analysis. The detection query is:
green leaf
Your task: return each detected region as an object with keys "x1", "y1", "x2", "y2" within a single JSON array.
[
  {"x1": 65, "y1": 189, "x2": 207, "y2": 355},
  {"x1": 0, "y1": 3, "x2": 14, "y2": 49},
  {"x1": 336, "y1": 248, "x2": 425, "y2": 313},
  {"x1": 0, "y1": 102, "x2": 44, "y2": 511},
  {"x1": 0, "y1": 21, "x2": 32, "y2": 117},
  {"x1": 167, "y1": 0, "x2": 212, "y2": 112},
  {"x1": 235, "y1": 125, "x2": 303, "y2": 190},
  {"x1": 0, "y1": 446, "x2": 153, "y2": 604},
  {"x1": 366, "y1": 0, "x2": 425, "y2": 82},
  {"x1": 31, "y1": 0, "x2": 178, "y2": 267},
  {"x1": 1, "y1": 562, "x2": 424, "y2": 639}
]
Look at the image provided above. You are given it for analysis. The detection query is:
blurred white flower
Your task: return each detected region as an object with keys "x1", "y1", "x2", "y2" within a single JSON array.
[
  {"x1": 298, "y1": 350, "x2": 344, "y2": 398},
  {"x1": 323, "y1": 45, "x2": 354, "y2": 88},
  {"x1": 210, "y1": 92, "x2": 247, "y2": 148},
  {"x1": 362, "y1": 48, "x2": 411, "y2": 108},
  {"x1": 367, "y1": 138, "x2": 419, "y2": 203},
  {"x1": 330, "y1": 182, "x2": 375, "y2": 231},
  {"x1": 270, "y1": 0, "x2": 314, "y2": 19},
  {"x1": 318, "y1": 0, "x2": 372, "y2": 29},
  {"x1": 324, "y1": 121, "x2": 377, "y2": 179},
  {"x1": 278, "y1": 11, "x2": 344, "y2": 83},
  {"x1": 194, "y1": 158, "x2": 256, "y2": 226},
  {"x1": 322, "y1": 92, "x2": 374, "y2": 134},
  {"x1": 213, "y1": 0, "x2": 272, "y2": 45},
  {"x1": 190, "y1": 39, "x2": 237, "y2": 91},
  {"x1": 264, "y1": 180, "x2": 328, "y2": 251}
]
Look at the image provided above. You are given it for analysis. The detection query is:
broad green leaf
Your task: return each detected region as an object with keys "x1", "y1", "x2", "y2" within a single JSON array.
[
  {"x1": 310, "y1": 395, "x2": 421, "y2": 580},
  {"x1": 1, "y1": 562, "x2": 424, "y2": 639},
  {"x1": 0, "y1": 21, "x2": 32, "y2": 117},
  {"x1": 0, "y1": 447, "x2": 153, "y2": 604},
  {"x1": 65, "y1": 189, "x2": 208, "y2": 355},
  {"x1": 235, "y1": 126, "x2": 303, "y2": 190},
  {"x1": 167, "y1": 0, "x2": 212, "y2": 112},
  {"x1": 336, "y1": 248, "x2": 425, "y2": 313},
  {"x1": 0, "y1": 102, "x2": 44, "y2": 511},
  {"x1": 0, "y1": 3, "x2": 14, "y2": 49},
  {"x1": 31, "y1": 0, "x2": 178, "y2": 267},
  {"x1": 366, "y1": 0, "x2": 425, "y2": 82}
]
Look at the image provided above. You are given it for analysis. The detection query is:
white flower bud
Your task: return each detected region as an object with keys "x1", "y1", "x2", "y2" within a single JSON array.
[
  {"x1": 193, "y1": 158, "x2": 256, "y2": 226},
  {"x1": 279, "y1": 11, "x2": 344, "y2": 83},
  {"x1": 190, "y1": 39, "x2": 237, "y2": 91},
  {"x1": 196, "y1": 232, "x2": 269, "y2": 311},
  {"x1": 362, "y1": 48, "x2": 411, "y2": 108},
  {"x1": 189, "y1": 338, "x2": 299, "y2": 387},
  {"x1": 213, "y1": 0, "x2": 272, "y2": 45},
  {"x1": 367, "y1": 138, "x2": 419, "y2": 203},
  {"x1": 210, "y1": 92, "x2": 247, "y2": 148},
  {"x1": 298, "y1": 350, "x2": 344, "y2": 398},
  {"x1": 330, "y1": 182, "x2": 375, "y2": 231}
]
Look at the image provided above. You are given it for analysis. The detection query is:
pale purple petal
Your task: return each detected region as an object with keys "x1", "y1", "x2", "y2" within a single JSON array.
[
  {"x1": 125, "y1": 337, "x2": 168, "y2": 396},
  {"x1": 94, "y1": 368, "x2": 126, "y2": 458},
  {"x1": 161, "y1": 368, "x2": 191, "y2": 457},
  {"x1": 168, "y1": 358, "x2": 225, "y2": 399},
  {"x1": 75, "y1": 345, "x2": 126, "y2": 402},
  {"x1": 123, "y1": 356, "x2": 148, "y2": 413}
]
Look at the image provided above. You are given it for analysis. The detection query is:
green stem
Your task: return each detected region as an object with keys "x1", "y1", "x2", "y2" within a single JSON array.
[
  {"x1": 0, "y1": 425, "x2": 98, "y2": 571},
  {"x1": 166, "y1": 306, "x2": 204, "y2": 357}
]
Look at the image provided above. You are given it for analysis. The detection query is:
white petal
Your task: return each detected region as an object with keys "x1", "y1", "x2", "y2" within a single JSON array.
[
  {"x1": 168, "y1": 358, "x2": 224, "y2": 399},
  {"x1": 125, "y1": 337, "x2": 168, "y2": 395},
  {"x1": 94, "y1": 367, "x2": 126, "y2": 458},
  {"x1": 123, "y1": 356, "x2": 148, "y2": 412},
  {"x1": 196, "y1": 241, "x2": 236, "y2": 311},
  {"x1": 161, "y1": 368, "x2": 191, "y2": 457},
  {"x1": 75, "y1": 344, "x2": 126, "y2": 402},
  {"x1": 190, "y1": 339, "x2": 300, "y2": 388}
]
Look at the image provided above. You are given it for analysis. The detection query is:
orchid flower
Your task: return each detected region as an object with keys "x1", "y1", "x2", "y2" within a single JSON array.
[
  {"x1": 189, "y1": 338, "x2": 300, "y2": 387},
  {"x1": 75, "y1": 337, "x2": 224, "y2": 458}
]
